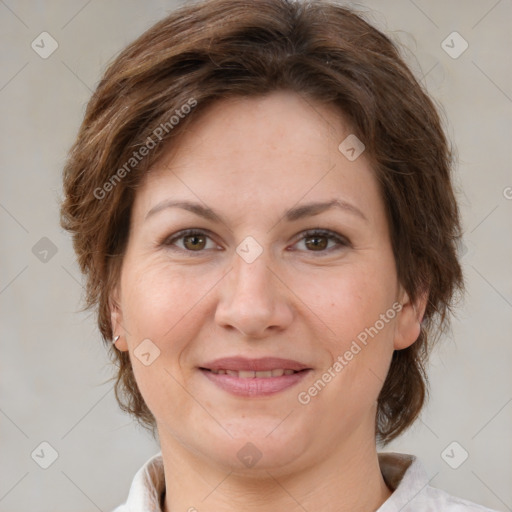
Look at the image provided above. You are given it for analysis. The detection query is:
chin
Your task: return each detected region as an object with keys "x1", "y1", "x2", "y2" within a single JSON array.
[{"x1": 196, "y1": 422, "x2": 312, "y2": 473}]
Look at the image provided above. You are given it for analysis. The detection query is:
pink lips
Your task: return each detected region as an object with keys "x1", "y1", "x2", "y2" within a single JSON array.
[
  {"x1": 201, "y1": 356, "x2": 310, "y2": 372},
  {"x1": 199, "y1": 357, "x2": 312, "y2": 397}
]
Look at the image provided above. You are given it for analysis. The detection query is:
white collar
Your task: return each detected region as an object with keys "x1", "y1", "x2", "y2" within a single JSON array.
[{"x1": 112, "y1": 451, "x2": 497, "y2": 511}]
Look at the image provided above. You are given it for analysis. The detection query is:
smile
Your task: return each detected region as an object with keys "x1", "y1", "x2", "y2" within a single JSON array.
[
  {"x1": 199, "y1": 367, "x2": 311, "y2": 397},
  {"x1": 206, "y1": 368, "x2": 300, "y2": 378}
]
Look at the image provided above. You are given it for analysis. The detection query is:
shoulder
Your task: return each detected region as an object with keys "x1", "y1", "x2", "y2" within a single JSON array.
[{"x1": 377, "y1": 452, "x2": 499, "y2": 512}]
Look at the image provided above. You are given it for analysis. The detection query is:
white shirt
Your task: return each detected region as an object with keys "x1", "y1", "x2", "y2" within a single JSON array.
[{"x1": 112, "y1": 451, "x2": 498, "y2": 511}]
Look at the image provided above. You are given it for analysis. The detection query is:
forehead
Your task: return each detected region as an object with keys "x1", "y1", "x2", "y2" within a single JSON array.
[{"x1": 133, "y1": 91, "x2": 383, "y2": 226}]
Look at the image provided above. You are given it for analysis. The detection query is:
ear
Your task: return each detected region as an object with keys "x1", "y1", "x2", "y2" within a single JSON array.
[
  {"x1": 393, "y1": 285, "x2": 428, "y2": 350},
  {"x1": 109, "y1": 284, "x2": 129, "y2": 352}
]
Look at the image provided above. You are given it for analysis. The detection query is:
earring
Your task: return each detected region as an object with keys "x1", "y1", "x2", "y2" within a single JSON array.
[{"x1": 113, "y1": 335, "x2": 120, "y2": 345}]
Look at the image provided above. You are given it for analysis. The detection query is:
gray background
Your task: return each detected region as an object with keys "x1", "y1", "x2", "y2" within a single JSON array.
[{"x1": 1, "y1": 0, "x2": 511, "y2": 511}]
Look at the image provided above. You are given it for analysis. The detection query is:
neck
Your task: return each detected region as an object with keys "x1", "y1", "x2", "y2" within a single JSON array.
[{"x1": 160, "y1": 431, "x2": 392, "y2": 512}]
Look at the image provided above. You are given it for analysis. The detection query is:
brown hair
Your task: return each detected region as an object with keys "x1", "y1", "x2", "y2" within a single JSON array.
[{"x1": 60, "y1": 0, "x2": 464, "y2": 444}]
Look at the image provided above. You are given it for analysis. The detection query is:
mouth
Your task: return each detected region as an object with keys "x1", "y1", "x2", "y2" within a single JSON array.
[
  {"x1": 202, "y1": 368, "x2": 303, "y2": 378},
  {"x1": 198, "y1": 357, "x2": 312, "y2": 397}
]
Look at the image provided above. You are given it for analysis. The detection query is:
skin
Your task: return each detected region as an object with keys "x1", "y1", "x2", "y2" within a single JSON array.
[{"x1": 111, "y1": 90, "x2": 427, "y2": 512}]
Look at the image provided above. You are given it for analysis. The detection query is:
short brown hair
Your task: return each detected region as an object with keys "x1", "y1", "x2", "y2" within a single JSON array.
[{"x1": 60, "y1": 0, "x2": 464, "y2": 444}]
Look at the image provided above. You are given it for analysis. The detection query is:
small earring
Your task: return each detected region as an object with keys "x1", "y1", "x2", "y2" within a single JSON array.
[{"x1": 113, "y1": 335, "x2": 120, "y2": 345}]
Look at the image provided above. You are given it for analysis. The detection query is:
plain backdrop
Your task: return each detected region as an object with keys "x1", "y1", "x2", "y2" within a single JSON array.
[{"x1": 0, "y1": 1, "x2": 511, "y2": 511}]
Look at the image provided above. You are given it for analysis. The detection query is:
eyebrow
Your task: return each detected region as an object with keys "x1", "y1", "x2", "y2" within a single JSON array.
[{"x1": 145, "y1": 198, "x2": 368, "y2": 223}]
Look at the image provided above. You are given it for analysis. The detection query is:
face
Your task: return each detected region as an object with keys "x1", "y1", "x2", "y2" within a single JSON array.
[{"x1": 112, "y1": 90, "x2": 422, "y2": 475}]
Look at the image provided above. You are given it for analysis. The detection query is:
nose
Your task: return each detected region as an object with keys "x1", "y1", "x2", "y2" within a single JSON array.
[{"x1": 214, "y1": 251, "x2": 294, "y2": 339}]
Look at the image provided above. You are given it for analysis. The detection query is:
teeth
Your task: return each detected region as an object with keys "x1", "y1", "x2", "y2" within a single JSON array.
[
  {"x1": 255, "y1": 371, "x2": 272, "y2": 378},
  {"x1": 209, "y1": 368, "x2": 299, "y2": 378}
]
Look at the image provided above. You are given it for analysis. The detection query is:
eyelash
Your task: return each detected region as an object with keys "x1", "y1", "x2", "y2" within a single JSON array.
[{"x1": 161, "y1": 228, "x2": 350, "y2": 255}]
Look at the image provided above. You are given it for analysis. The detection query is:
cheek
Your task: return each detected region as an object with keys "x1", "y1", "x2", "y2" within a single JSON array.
[
  {"x1": 292, "y1": 256, "x2": 398, "y2": 409},
  {"x1": 120, "y1": 262, "x2": 207, "y2": 420},
  {"x1": 294, "y1": 266, "x2": 396, "y2": 428},
  {"x1": 293, "y1": 260, "x2": 396, "y2": 347},
  {"x1": 121, "y1": 260, "x2": 207, "y2": 341}
]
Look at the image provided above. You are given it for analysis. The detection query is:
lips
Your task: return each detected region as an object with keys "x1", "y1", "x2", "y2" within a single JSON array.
[
  {"x1": 199, "y1": 357, "x2": 312, "y2": 397},
  {"x1": 200, "y1": 356, "x2": 310, "y2": 372},
  {"x1": 208, "y1": 368, "x2": 297, "y2": 378}
]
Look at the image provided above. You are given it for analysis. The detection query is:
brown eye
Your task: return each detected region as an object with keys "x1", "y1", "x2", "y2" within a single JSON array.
[
  {"x1": 294, "y1": 229, "x2": 349, "y2": 254},
  {"x1": 183, "y1": 233, "x2": 207, "y2": 251},
  {"x1": 164, "y1": 229, "x2": 218, "y2": 253},
  {"x1": 304, "y1": 234, "x2": 328, "y2": 251}
]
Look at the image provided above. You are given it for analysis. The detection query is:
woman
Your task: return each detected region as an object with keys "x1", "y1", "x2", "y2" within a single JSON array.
[{"x1": 60, "y1": 0, "x2": 498, "y2": 510}]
